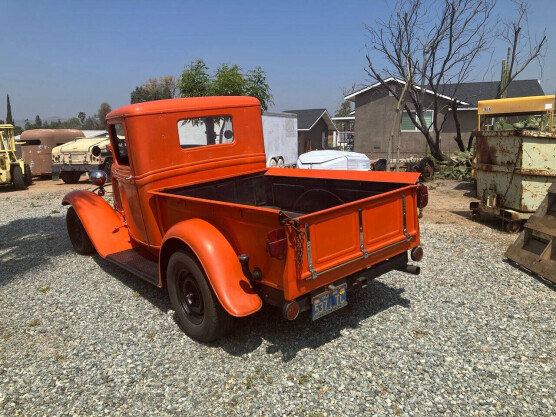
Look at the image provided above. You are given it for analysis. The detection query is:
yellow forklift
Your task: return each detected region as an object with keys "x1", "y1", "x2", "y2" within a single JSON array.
[{"x1": 0, "y1": 124, "x2": 32, "y2": 190}]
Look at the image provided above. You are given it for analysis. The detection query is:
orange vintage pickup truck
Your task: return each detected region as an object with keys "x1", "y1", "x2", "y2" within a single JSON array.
[{"x1": 63, "y1": 97, "x2": 427, "y2": 342}]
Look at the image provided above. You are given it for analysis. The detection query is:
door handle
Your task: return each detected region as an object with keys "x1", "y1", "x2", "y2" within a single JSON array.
[{"x1": 125, "y1": 176, "x2": 132, "y2": 180}]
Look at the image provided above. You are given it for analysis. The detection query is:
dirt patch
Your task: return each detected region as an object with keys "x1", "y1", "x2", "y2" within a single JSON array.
[
  {"x1": 0, "y1": 176, "x2": 100, "y2": 201},
  {"x1": 421, "y1": 179, "x2": 517, "y2": 246}
]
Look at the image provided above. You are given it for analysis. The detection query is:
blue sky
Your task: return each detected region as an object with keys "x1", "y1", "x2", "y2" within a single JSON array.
[{"x1": 2, "y1": 0, "x2": 555, "y2": 123}]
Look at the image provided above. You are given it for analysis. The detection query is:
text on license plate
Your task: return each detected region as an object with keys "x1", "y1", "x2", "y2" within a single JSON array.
[{"x1": 311, "y1": 283, "x2": 348, "y2": 320}]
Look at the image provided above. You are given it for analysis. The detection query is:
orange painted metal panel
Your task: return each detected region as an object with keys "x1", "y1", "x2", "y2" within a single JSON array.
[
  {"x1": 62, "y1": 190, "x2": 133, "y2": 257},
  {"x1": 311, "y1": 212, "x2": 359, "y2": 264}
]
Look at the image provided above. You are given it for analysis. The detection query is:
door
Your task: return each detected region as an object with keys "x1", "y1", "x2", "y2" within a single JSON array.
[{"x1": 109, "y1": 122, "x2": 150, "y2": 245}]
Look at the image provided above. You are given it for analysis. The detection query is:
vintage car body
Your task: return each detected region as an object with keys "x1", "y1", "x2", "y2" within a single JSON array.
[
  {"x1": 63, "y1": 97, "x2": 425, "y2": 342},
  {"x1": 52, "y1": 136, "x2": 112, "y2": 183},
  {"x1": 20, "y1": 129, "x2": 84, "y2": 176}
]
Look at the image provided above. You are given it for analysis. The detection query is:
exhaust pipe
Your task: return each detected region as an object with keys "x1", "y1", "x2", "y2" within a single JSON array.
[{"x1": 397, "y1": 264, "x2": 420, "y2": 275}]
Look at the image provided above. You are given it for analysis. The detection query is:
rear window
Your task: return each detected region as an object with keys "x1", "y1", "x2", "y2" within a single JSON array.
[{"x1": 177, "y1": 116, "x2": 234, "y2": 149}]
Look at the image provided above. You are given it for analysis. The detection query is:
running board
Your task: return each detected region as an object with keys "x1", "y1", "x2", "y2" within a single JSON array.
[{"x1": 105, "y1": 248, "x2": 159, "y2": 286}]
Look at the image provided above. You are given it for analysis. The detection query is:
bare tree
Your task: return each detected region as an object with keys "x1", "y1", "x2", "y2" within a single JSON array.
[
  {"x1": 365, "y1": 0, "x2": 495, "y2": 161},
  {"x1": 496, "y1": 1, "x2": 546, "y2": 99}
]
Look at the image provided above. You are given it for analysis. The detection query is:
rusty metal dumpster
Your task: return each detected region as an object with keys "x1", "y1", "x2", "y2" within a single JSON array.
[{"x1": 470, "y1": 96, "x2": 556, "y2": 232}]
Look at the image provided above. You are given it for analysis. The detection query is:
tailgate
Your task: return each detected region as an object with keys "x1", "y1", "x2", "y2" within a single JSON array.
[{"x1": 284, "y1": 185, "x2": 419, "y2": 299}]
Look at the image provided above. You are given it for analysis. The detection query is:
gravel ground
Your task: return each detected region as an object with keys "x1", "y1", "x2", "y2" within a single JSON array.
[{"x1": 1, "y1": 180, "x2": 555, "y2": 416}]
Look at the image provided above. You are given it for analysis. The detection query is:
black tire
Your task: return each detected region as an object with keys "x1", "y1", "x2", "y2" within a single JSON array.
[
  {"x1": 167, "y1": 250, "x2": 234, "y2": 342},
  {"x1": 61, "y1": 171, "x2": 82, "y2": 184},
  {"x1": 24, "y1": 164, "x2": 32, "y2": 186},
  {"x1": 66, "y1": 207, "x2": 95, "y2": 255},
  {"x1": 406, "y1": 162, "x2": 420, "y2": 172},
  {"x1": 503, "y1": 220, "x2": 521, "y2": 234},
  {"x1": 11, "y1": 165, "x2": 26, "y2": 191},
  {"x1": 419, "y1": 157, "x2": 435, "y2": 180},
  {"x1": 373, "y1": 159, "x2": 387, "y2": 171}
]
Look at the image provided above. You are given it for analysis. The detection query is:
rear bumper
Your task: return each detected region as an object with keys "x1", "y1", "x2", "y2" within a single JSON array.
[{"x1": 256, "y1": 251, "x2": 415, "y2": 313}]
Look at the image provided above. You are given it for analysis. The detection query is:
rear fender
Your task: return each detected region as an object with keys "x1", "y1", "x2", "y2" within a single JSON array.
[
  {"x1": 161, "y1": 219, "x2": 262, "y2": 317},
  {"x1": 62, "y1": 190, "x2": 132, "y2": 257}
]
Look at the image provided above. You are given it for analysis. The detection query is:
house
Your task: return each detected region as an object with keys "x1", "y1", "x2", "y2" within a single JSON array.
[
  {"x1": 283, "y1": 109, "x2": 338, "y2": 155},
  {"x1": 344, "y1": 78, "x2": 545, "y2": 158}
]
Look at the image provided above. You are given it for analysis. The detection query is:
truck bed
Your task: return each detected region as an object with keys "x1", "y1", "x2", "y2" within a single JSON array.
[
  {"x1": 161, "y1": 170, "x2": 407, "y2": 216},
  {"x1": 153, "y1": 169, "x2": 421, "y2": 300}
]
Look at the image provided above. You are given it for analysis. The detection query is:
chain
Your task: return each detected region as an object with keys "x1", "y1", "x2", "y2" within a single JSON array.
[{"x1": 279, "y1": 212, "x2": 305, "y2": 266}]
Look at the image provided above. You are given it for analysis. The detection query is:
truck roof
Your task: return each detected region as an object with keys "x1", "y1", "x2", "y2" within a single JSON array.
[{"x1": 107, "y1": 96, "x2": 261, "y2": 119}]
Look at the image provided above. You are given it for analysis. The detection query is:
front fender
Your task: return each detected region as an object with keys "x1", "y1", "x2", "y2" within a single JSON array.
[
  {"x1": 62, "y1": 190, "x2": 132, "y2": 257},
  {"x1": 161, "y1": 219, "x2": 262, "y2": 318}
]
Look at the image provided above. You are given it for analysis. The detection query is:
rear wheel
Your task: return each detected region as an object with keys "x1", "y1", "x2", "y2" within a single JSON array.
[
  {"x1": 269, "y1": 158, "x2": 278, "y2": 168},
  {"x1": 11, "y1": 165, "x2": 26, "y2": 191},
  {"x1": 66, "y1": 207, "x2": 95, "y2": 254},
  {"x1": 61, "y1": 171, "x2": 82, "y2": 184},
  {"x1": 24, "y1": 164, "x2": 32, "y2": 186},
  {"x1": 167, "y1": 250, "x2": 234, "y2": 342},
  {"x1": 419, "y1": 157, "x2": 435, "y2": 180},
  {"x1": 277, "y1": 157, "x2": 285, "y2": 168},
  {"x1": 503, "y1": 220, "x2": 521, "y2": 234}
]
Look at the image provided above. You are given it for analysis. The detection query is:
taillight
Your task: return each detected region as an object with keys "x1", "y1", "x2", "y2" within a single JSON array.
[
  {"x1": 417, "y1": 184, "x2": 428, "y2": 209},
  {"x1": 267, "y1": 228, "x2": 287, "y2": 259},
  {"x1": 283, "y1": 301, "x2": 300, "y2": 320},
  {"x1": 411, "y1": 246, "x2": 424, "y2": 262}
]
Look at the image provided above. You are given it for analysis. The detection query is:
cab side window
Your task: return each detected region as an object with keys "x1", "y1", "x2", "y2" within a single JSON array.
[
  {"x1": 110, "y1": 123, "x2": 128, "y2": 165},
  {"x1": 177, "y1": 116, "x2": 233, "y2": 149}
]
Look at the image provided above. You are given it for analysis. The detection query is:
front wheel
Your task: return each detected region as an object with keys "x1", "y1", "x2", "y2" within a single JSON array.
[
  {"x1": 61, "y1": 171, "x2": 82, "y2": 184},
  {"x1": 11, "y1": 165, "x2": 26, "y2": 191},
  {"x1": 167, "y1": 250, "x2": 234, "y2": 342},
  {"x1": 66, "y1": 207, "x2": 95, "y2": 254}
]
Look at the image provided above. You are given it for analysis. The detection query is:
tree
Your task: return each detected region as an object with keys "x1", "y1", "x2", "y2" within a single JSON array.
[
  {"x1": 244, "y1": 67, "x2": 273, "y2": 111},
  {"x1": 365, "y1": 0, "x2": 495, "y2": 161},
  {"x1": 130, "y1": 75, "x2": 178, "y2": 104},
  {"x1": 97, "y1": 103, "x2": 112, "y2": 128},
  {"x1": 211, "y1": 64, "x2": 245, "y2": 96},
  {"x1": 83, "y1": 116, "x2": 100, "y2": 130},
  {"x1": 78, "y1": 112, "x2": 86, "y2": 125},
  {"x1": 34, "y1": 115, "x2": 42, "y2": 128},
  {"x1": 365, "y1": 0, "x2": 546, "y2": 159},
  {"x1": 335, "y1": 101, "x2": 352, "y2": 117},
  {"x1": 178, "y1": 59, "x2": 274, "y2": 111},
  {"x1": 178, "y1": 59, "x2": 211, "y2": 98},
  {"x1": 6, "y1": 95, "x2": 13, "y2": 125}
]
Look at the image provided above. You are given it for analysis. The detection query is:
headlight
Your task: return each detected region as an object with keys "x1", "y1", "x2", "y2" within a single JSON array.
[{"x1": 91, "y1": 146, "x2": 101, "y2": 157}]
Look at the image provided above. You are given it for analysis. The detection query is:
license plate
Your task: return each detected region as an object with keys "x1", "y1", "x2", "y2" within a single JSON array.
[{"x1": 311, "y1": 283, "x2": 348, "y2": 320}]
